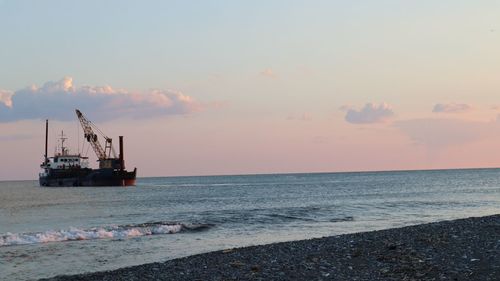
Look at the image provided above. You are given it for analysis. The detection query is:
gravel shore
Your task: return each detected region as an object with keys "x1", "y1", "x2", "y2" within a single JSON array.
[{"x1": 42, "y1": 215, "x2": 500, "y2": 281}]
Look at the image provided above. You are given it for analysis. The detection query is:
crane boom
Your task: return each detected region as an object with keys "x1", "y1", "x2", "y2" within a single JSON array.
[{"x1": 75, "y1": 109, "x2": 108, "y2": 160}]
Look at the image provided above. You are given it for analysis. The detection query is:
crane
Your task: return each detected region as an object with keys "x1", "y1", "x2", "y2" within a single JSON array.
[{"x1": 75, "y1": 109, "x2": 117, "y2": 167}]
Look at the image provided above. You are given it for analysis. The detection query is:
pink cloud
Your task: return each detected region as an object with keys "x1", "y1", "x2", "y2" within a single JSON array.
[
  {"x1": 0, "y1": 77, "x2": 201, "y2": 122},
  {"x1": 0, "y1": 90, "x2": 13, "y2": 108}
]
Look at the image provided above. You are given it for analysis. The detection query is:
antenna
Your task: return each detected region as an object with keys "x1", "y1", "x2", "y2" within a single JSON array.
[
  {"x1": 77, "y1": 119, "x2": 80, "y2": 155},
  {"x1": 60, "y1": 130, "x2": 67, "y2": 155}
]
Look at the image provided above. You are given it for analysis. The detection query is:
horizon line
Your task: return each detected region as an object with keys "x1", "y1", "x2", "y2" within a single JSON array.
[{"x1": 3, "y1": 166, "x2": 500, "y2": 182}]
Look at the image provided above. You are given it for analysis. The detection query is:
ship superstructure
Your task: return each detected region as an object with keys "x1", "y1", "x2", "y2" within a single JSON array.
[
  {"x1": 39, "y1": 109, "x2": 137, "y2": 187},
  {"x1": 39, "y1": 130, "x2": 89, "y2": 171}
]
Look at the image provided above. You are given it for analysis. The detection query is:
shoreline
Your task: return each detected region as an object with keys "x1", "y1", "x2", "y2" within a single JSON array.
[{"x1": 42, "y1": 215, "x2": 500, "y2": 281}]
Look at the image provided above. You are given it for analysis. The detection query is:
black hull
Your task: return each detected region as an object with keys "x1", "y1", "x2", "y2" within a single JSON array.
[{"x1": 39, "y1": 168, "x2": 137, "y2": 187}]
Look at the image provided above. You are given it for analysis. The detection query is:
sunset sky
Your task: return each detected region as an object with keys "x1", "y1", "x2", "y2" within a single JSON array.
[{"x1": 1, "y1": 1, "x2": 500, "y2": 180}]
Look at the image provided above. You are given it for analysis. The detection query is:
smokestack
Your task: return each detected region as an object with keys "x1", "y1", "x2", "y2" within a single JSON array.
[
  {"x1": 45, "y1": 120, "x2": 49, "y2": 165},
  {"x1": 119, "y1": 136, "x2": 124, "y2": 170}
]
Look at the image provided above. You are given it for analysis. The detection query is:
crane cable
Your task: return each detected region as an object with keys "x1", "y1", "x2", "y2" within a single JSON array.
[
  {"x1": 88, "y1": 120, "x2": 109, "y2": 140},
  {"x1": 87, "y1": 118, "x2": 117, "y2": 158}
]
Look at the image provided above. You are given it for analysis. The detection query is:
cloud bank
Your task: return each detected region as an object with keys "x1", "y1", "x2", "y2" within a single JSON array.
[
  {"x1": 432, "y1": 103, "x2": 471, "y2": 113},
  {"x1": 0, "y1": 77, "x2": 200, "y2": 122},
  {"x1": 344, "y1": 102, "x2": 394, "y2": 124}
]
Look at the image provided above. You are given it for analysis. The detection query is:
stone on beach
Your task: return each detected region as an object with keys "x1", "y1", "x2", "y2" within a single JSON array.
[{"x1": 41, "y1": 215, "x2": 500, "y2": 281}]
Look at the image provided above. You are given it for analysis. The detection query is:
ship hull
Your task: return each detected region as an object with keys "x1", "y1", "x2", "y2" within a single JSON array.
[{"x1": 39, "y1": 168, "x2": 137, "y2": 187}]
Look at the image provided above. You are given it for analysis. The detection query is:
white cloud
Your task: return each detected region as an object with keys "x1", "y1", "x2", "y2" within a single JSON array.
[
  {"x1": 432, "y1": 103, "x2": 471, "y2": 113},
  {"x1": 0, "y1": 77, "x2": 201, "y2": 122},
  {"x1": 344, "y1": 102, "x2": 394, "y2": 124}
]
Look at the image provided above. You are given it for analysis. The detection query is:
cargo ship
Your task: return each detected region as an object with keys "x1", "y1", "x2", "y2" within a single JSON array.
[{"x1": 39, "y1": 109, "x2": 137, "y2": 186}]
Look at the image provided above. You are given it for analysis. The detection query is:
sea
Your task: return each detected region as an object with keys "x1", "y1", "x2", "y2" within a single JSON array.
[{"x1": 1, "y1": 169, "x2": 500, "y2": 280}]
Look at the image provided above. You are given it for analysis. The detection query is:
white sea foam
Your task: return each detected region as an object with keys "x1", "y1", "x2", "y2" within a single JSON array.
[{"x1": 0, "y1": 223, "x2": 185, "y2": 247}]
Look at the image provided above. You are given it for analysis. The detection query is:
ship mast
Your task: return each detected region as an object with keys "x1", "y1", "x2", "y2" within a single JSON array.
[{"x1": 44, "y1": 119, "x2": 48, "y2": 165}]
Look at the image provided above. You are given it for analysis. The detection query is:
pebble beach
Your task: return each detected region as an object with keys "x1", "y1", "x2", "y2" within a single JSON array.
[{"x1": 42, "y1": 214, "x2": 500, "y2": 281}]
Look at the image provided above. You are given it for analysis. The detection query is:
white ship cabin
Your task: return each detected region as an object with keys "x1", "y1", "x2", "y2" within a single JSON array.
[
  {"x1": 41, "y1": 131, "x2": 90, "y2": 170},
  {"x1": 47, "y1": 155, "x2": 89, "y2": 169}
]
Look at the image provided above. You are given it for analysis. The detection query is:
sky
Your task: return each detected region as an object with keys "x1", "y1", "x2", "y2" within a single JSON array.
[{"x1": 1, "y1": 1, "x2": 500, "y2": 180}]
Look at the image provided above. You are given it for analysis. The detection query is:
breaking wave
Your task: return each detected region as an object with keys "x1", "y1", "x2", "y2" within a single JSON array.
[{"x1": 0, "y1": 222, "x2": 213, "y2": 247}]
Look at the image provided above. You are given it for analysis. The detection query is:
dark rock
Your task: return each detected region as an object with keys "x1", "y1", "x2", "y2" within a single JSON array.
[{"x1": 40, "y1": 214, "x2": 500, "y2": 281}]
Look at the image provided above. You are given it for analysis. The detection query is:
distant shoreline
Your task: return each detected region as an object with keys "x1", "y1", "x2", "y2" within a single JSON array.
[{"x1": 42, "y1": 214, "x2": 500, "y2": 281}]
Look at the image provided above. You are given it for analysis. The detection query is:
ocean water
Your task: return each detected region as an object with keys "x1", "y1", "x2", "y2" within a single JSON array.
[{"x1": 1, "y1": 169, "x2": 500, "y2": 280}]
